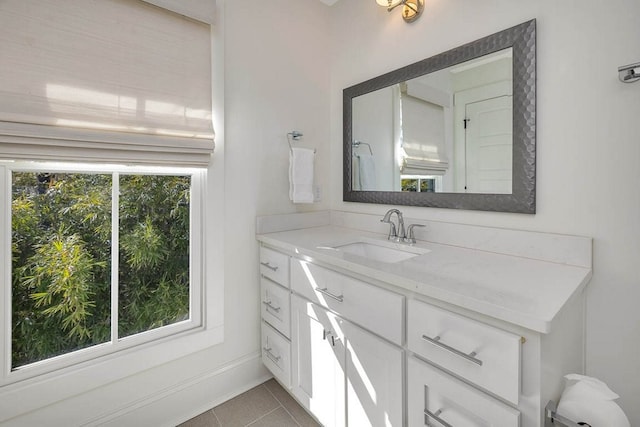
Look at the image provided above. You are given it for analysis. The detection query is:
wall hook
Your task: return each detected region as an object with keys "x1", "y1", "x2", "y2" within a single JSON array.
[
  {"x1": 618, "y1": 62, "x2": 640, "y2": 83},
  {"x1": 288, "y1": 131, "x2": 303, "y2": 140}
]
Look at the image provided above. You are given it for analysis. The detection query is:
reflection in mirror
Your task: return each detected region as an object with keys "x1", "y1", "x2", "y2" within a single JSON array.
[
  {"x1": 351, "y1": 48, "x2": 513, "y2": 194},
  {"x1": 344, "y1": 19, "x2": 536, "y2": 213}
]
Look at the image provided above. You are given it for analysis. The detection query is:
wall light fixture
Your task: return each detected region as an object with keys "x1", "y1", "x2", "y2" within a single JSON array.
[
  {"x1": 618, "y1": 62, "x2": 640, "y2": 83},
  {"x1": 376, "y1": 0, "x2": 424, "y2": 23}
]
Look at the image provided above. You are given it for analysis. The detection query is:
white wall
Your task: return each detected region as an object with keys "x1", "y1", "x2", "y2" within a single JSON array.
[
  {"x1": 1, "y1": 0, "x2": 331, "y2": 425},
  {"x1": 226, "y1": 0, "x2": 331, "y2": 216},
  {"x1": 329, "y1": 0, "x2": 640, "y2": 423}
]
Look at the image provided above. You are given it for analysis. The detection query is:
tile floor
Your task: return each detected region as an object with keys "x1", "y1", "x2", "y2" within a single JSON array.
[{"x1": 178, "y1": 379, "x2": 321, "y2": 427}]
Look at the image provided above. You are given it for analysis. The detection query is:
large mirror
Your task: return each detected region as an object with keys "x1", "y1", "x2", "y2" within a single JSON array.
[{"x1": 343, "y1": 20, "x2": 536, "y2": 213}]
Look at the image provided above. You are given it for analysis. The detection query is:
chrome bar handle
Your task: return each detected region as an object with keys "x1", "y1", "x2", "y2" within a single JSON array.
[
  {"x1": 421, "y1": 334, "x2": 483, "y2": 366},
  {"x1": 323, "y1": 329, "x2": 337, "y2": 346},
  {"x1": 262, "y1": 300, "x2": 281, "y2": 313},
  {"x1": 263, "y1": 346, "x2": 281, "y2": 363},
  {"x1": 424, "y1": 408, "x2": 453, "y2": 427},
  {"x1": 315, "y1": 287, "x2": 344, "y2": 302},
  {"x1": 260, "y1": 262, "x2": 279, "y2": 272}
]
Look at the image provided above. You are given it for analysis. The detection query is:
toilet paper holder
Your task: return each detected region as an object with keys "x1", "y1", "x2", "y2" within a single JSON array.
[{"x1": 545, "y1": 401, "x2": 589, "y2": 427}]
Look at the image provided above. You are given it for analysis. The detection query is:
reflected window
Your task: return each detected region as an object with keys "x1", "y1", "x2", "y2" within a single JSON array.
[{"x1": 400, "y1": 176, "x2": 441, "y2": 193}]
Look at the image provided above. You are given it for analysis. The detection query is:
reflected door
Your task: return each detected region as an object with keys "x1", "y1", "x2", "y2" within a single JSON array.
[{"x1": 464, "y1": 95, "x2": 513, "y2": 194}]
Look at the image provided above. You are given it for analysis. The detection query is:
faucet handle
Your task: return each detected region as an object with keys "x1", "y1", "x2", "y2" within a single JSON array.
[
  {"x1": 380, "y1": 217, "x2": 398, "y2": 240},
  {"x1": 404, "y1": 224, "x2": 426, "y2": 244}
]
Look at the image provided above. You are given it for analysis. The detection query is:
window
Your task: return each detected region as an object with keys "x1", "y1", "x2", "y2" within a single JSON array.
[
  {"x1": 401, "y1": 175, "x2": 442, "y2": 192},
  {"x1": 4, "y1": 162, "x2": 204, "y2": 379},
  {"x1": 0, "y1": 0, "x2": 221, "y2": 405}
]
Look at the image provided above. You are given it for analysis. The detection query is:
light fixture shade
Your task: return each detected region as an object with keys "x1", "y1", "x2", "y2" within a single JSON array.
[
  {"x1": 376, "y1": 0, "x2": 404, "y2": 9},
  {"x1": 402, "y1": 0, "x2": 424, "y2": 22},
  {"x1": 377, "y1": 0, "x2": 424, "y2": 22}
]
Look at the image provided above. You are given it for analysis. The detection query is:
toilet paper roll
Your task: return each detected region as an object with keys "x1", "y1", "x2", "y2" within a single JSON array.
[{"x1": 557, "y1": 374, "x2": 630, "y2": 427}]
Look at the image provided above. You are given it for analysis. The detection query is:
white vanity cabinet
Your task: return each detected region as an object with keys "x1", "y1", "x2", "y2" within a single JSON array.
[
  {"x1": 290, "y1": 294, "x2": 404, "y2": 427},
  {"x1": 257, "y1": 221, "x2": 590, "y2": 427},
  {"x1": 259, "y1": 246, "x2": 292, "y2": 388}
]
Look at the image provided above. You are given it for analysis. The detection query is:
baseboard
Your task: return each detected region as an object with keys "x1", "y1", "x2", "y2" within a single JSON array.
[{"x1": 84, "y1": 352, "x2": 271, "y2": 427}]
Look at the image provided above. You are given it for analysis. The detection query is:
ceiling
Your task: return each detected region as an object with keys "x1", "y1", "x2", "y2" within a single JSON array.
[{"x1": 318, "y1": 0, "x2": 339, "y2": 5}]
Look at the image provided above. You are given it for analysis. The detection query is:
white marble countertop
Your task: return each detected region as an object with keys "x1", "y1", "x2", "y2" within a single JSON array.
[{"x1": 257, "y1": 225, "x2": 592, "y2": 334}]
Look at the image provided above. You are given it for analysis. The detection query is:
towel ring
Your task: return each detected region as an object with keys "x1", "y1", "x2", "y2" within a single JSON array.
[
  {"x1": 287, "y1": 131, "x2": 316, "y2": 153},
  {"x1": 353, "y1": 140, "x2": 373, "y2": 155}
]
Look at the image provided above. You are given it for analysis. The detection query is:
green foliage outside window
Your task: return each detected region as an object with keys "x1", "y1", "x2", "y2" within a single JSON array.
[
  {"x1": 401, "y1": 178, "x2": 436, "y2": 192},
  {"x1": 11, "y1": 172, "x2": 190, "y2": 368}
]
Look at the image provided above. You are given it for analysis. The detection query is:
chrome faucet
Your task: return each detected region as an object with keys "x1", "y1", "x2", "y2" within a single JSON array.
[
  {"x1": 380, "y1": 209, "x2": 406, "y2": 242},
  {"x1": 381, "y1": 209, "x2": 426, "y2": 244}
]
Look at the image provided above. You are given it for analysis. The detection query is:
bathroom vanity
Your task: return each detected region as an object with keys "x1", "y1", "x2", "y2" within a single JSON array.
[{"x1": 256, "y1": 212, "x2": 592, "y2": 427}]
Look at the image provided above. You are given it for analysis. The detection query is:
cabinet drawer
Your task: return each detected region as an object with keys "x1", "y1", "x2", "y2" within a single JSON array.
[
  {"x1": 260, "y1": 246, "x2": 289, "y2": 287},
  {"x1": 261, "y1": 277, "x2": 291, "y2": 338},
  {"x1": 291, "y1": 259, "x2": 403, "y2": 345},
  {"x1": 408, "y1": 357, "x2": 520, "y2": 427},
  {"x1": 407, "y1": 299, "x2": 521, "y2": 404},
  {"x1": 261, "y1": 321, "x2": 291, "y2": 388}
]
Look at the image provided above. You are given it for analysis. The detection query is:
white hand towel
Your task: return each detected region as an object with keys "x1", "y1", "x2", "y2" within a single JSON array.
[
  {"x1": 557, "y1": 374, "x2": 630, "y2": 427},
  {"x1": 289, "y1": 147, "x2": 315, "y2": 203},
  {"x1": 352, "y1": 156, "x2": 361, "y2": 190},
  {"x1": 358, "y1": 153, "x2": 376, "y2": 191}
]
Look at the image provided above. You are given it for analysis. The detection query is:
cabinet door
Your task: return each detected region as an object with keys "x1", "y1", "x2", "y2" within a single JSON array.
[
  {"x1": 291, "y1": 295, "x2": 345, "y2": 427},
  {"x1": 344, "y1": 320, "x2": 403, "y2": 427}
]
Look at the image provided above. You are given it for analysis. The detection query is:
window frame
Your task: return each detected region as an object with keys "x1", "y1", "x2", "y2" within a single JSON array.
[{"x1": 1, "y1": 161, "x2": 208, "y2": 386}]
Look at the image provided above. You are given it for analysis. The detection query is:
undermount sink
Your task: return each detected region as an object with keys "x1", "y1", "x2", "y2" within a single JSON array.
[{"x1": 327, "y1": 240, "x2": 430, "y2": 263}]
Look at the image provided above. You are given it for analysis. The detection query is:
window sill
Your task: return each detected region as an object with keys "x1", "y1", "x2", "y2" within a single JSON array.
[{"x1": 0, "y1": 323, "x2": 223, "y2": 423}]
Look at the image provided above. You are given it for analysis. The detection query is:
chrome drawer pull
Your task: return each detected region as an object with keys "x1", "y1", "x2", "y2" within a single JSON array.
[
  {"x1": 263, "y1": 346, "x2": 281, "y2": 363},
  {"x1": 421, "y1": 334, "x2": 483, "y2": 366},
  {"x1": 262, "y1": 300, "x2": 281, "y2": 313},
  {"x1": 323, "y1": 329, "x2": 338, "y2": 346},
  {"x1": 260, "y1": 261, "x2": 279, "y2": 272},
  {"x1": 315, "y1": 287, "x2": 344, "y2": 302},
  {"x1": 424, "y1": 408, "x2": 453, "y2": 427}
]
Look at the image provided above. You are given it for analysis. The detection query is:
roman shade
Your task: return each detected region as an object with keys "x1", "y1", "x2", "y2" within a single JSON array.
[
  {"x1": 400, "y1": 94, "x2": 449, "y2": 176},
  {"x1": 141, "y1": 0, "x2": 216, "y2": 24},
  {"x1": 0, "y1": 0, "x2": 214, "y2": 166}
]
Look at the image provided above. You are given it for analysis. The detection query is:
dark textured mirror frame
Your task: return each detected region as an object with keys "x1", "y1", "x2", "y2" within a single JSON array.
[{"x1": 343, "y1": 19, "x2": 536, "y2": 214}]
